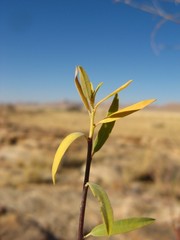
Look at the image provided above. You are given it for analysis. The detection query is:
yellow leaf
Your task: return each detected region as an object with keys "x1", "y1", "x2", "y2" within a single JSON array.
[
  {"x1": 99, "y1": 99, "x2": 156, "y2": 124},
  {"x1": 95, "y1": 80, "x2": 132, "y2": 109},
  {"x1": 75, "y1": 76, "x2": 91, "y2": 112},
  {"x1": 77, "y1": 66, "x2": 92, "y2": 102},
  {"x1": 52, "y1": 132, "x2": 86, "y2": 184}
]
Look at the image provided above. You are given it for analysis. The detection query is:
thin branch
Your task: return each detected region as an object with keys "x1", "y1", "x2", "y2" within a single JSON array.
[{"x1": 113, "y1": 0, "x2": 180, "y2": 54}]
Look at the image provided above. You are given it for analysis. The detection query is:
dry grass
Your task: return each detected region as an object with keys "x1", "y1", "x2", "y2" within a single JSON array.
[{"x1": 1, "y1": 104, "x2": 180, "y2": 240}]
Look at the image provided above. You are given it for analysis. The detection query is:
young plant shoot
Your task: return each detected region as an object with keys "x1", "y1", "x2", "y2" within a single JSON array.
[{"x1": 52, "y1": 66, "x2": 156, "y2": 240}]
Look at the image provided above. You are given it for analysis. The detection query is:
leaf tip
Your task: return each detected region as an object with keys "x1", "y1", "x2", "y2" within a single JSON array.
[
  {"x1": 147, "y1": 98, "x2": 157, "y2": 106},
  {"x1": 52, "y1": 173, "x2": 56, "y2": 185}
]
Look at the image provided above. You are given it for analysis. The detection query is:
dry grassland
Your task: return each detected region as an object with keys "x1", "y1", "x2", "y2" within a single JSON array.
[{"x1": 0, "y1": 104, "x2": 180, "y2": 240}]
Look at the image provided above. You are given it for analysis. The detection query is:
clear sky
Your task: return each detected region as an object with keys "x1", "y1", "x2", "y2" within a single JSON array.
[{"x1": 0, "y1": 0, "x2": 180, "y2": 105}]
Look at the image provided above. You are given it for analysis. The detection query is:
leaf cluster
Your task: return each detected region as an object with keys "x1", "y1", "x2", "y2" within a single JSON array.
[
  {"x1": 51, "y1": 66, "x2": 156, "y2": 238},
  {"x1": 85, "y1": 182, "x2": 155, "y2": 238}
]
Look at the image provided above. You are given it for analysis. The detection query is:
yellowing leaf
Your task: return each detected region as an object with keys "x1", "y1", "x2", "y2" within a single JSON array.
[
  {"x1": 52, "y1": 132, "x2": 86, "y2": 184},
  {"x1": 95, "y1": 80, "x2": 132, "y2": 109},
  {"x1": 75, "y1": 76, "x2": 91, "y2": 112},
  {"x1": 85, "y1": 217, "x2": 155, "y2": 238},
  {"x1": 93, "y1": 94, "x2": 119, "y2": 154},
  {"x1": 99, "y1": 99, "x2": 156, "y2": 124},
  {"x1": 77, "y1": 66, "x2": 92, "y2": 103},
  {"x1": 86, "y1": 182, "x2": 114, "y2": 235}
]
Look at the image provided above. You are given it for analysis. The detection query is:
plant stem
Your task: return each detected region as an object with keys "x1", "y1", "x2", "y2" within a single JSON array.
[{"x1": 77, "y1": 137, "x2": 93, "y2": 240}]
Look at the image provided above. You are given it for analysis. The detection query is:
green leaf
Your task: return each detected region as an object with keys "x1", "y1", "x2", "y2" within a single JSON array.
[
  {"x1": 90, "y1": 82, "x2": 103, "y2": 107},
  {"x1": 86, "y1": 182, "x2": 114, "y2": 235},
  {"x1": 93, "y1": 93, "x2": 119, "y2": 154},
  {"x1": 85, "y1": 217, "x2": 155, "y2": 238},
  {"x1": 99, "y1": 99, "x2": 156, "y2": 124},
  {"x1": 52, "y1": 132, "x2": 86, "y2": 184},
  {"x1": 95, "y1": 80, "x2": 132, "y2": 109},
  {"x1": 77, "y1": 66, "x2": 92, "y2": 103},
  {"x1": 94, "y1": 82, "x2": 103, "y2": 99}
]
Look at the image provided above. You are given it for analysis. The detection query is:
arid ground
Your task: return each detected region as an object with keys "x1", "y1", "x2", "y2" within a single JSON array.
[{"x1": 0, "y1": 103, "x2": 180, "y2": 240}]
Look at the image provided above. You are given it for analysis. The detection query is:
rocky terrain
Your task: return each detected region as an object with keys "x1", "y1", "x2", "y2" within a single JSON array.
[{"x1": 0, "y1": 103, "x2": 180, "y2": 240}]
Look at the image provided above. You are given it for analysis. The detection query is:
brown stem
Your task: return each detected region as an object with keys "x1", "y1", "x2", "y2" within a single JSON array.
[{"x1": 77, "y1": 137, "x2": 93, "y2": 240}]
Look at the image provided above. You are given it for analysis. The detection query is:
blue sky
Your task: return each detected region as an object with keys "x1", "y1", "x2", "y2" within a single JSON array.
[{"x1": 0, "y1": 0, "x2": 180, "y2": 105}]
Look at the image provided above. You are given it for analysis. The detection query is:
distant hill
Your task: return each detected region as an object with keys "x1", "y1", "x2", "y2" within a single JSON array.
[
  {"x1": 0, "y1": 101, "x2": 180, "y2": 112},
  {"x1": 150, "y1": 103, "x2": 180, "y2": 112}
]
